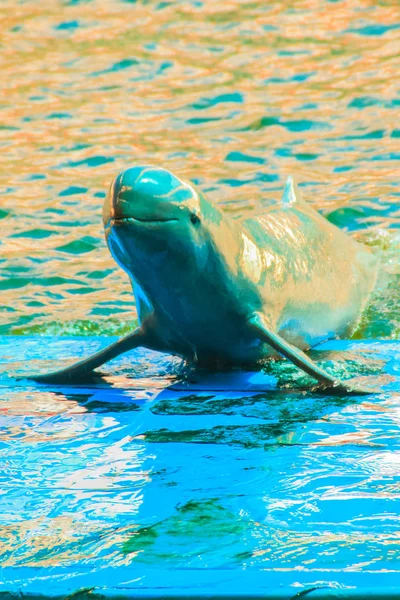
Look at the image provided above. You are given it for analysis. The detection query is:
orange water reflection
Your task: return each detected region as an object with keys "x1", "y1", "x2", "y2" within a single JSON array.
[{"x1": 0, "y1": 0, "x2": 398, "y2": 336}]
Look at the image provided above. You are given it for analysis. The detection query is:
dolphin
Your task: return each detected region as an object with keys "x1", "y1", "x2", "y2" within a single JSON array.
[{"x1": 29, "y1": 166, "x2": 378, "y2": 393}]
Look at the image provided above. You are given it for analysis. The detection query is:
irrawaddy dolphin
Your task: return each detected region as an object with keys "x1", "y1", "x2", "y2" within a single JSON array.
[{"x1": 30, "y1": 166, "x2": 378, "y2": 393}]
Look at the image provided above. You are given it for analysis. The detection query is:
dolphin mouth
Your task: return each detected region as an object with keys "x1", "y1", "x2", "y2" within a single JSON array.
[{"x1": 107, "y1": 216, "x2": 179, "y2": 228}]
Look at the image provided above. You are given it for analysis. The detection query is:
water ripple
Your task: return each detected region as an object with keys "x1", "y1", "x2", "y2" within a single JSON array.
[{"x1": 0, "y1": 0, "x2": 398, "y2": 337}]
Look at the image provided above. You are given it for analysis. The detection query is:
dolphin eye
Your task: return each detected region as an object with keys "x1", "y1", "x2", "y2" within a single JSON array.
[{"x1": 190, "y1": 213, "x2": 200, "y2": 226}]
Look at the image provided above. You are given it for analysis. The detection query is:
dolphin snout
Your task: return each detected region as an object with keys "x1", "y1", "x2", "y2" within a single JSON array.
[
  {"x1": 103, "y1": 170, "x2": 145, "y2": 226},
  {"x1": 103, "y1": 171, "x2": 124, "y2": 227}
]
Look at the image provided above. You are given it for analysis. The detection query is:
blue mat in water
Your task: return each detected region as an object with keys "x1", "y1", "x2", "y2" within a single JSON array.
[{"x1": 0, "y1": 336, "x2": 399, "y2": 598}]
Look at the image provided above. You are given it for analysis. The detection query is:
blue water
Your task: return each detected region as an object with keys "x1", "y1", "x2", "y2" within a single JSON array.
[{"x1": 0, "y1": 336, "x2": 400, "y2": 596}]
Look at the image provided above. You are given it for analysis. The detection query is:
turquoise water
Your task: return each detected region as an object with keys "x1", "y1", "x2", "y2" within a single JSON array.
[
  {"x1": 0, "y1": 0, "x2": 398, "y2": 339},
  {"x1": 0, "y1": 336, "x2": 399, "y2": 585},
  {"x1": 0, "y1": 0, "x2": 400, "y2": 591}
]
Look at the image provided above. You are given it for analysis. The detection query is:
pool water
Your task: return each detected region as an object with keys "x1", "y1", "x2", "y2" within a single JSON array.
[
  {"x1": 0, "y1": 336, "x2": 399, "y2": 596},
  {"x1": 0, "y1": 0, "x2": 398, "y2": 339},
  {"x1": 0, "y1": 0, "x2": 399, "y2": 596}
]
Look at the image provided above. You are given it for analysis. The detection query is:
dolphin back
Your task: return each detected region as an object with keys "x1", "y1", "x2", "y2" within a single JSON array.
[{"x1": 241, "y1": 198, "x2": 377, "y2": 344}]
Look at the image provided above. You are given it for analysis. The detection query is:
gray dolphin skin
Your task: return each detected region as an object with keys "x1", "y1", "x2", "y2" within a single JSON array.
[{"x1": 31, "y1": 166, "x2": 378, "y2": 393}]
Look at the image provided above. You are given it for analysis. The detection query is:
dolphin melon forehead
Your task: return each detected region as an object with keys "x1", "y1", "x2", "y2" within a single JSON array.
[{"x1": 113, "y1": 166, "x2": 196, "y2": 205}]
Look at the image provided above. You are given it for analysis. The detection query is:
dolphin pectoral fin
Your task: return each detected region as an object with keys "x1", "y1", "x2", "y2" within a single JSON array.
[
  {"x1": 26, "y1": 328, "x2": 147, "y2": 384},
  {"x1": 248, "y1": 312, "x2": 371, "y2": 395}
]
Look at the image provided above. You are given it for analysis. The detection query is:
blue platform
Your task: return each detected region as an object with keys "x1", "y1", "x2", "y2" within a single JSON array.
[{"x1": 0, "y1": 336, "x2": 399, "y2": 598}]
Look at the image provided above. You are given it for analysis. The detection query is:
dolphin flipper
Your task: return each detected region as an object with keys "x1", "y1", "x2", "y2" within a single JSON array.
[
  {"x1": 26, "y1": 328, "x2": 147, "y2": 383},
  {"x1": 249, "y1": 312, "x2": 371, "y2": 395}
]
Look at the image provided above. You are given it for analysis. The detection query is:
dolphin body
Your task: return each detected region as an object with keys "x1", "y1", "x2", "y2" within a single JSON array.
[{"x1": 31, "y1": 166, "x2": 378, "y2": 393}]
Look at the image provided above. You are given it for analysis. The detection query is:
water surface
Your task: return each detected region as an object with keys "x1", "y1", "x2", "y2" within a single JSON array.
[
  {"x1": 0, "y1": 336, "x2": 399, "y2": 581},
  {"x1": 0, "y1": 0, "x2": 399, "y2": 338}
]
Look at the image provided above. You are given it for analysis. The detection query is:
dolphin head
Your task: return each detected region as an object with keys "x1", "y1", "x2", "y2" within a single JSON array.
[
  {"x1": 103, "y1": 166, "x2": 236, "y2": 319},
  {"x1": 103, "y1": 165, "x2": 201, "y2": 228}
]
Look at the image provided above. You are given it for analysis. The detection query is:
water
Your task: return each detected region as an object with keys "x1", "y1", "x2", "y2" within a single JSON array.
[
  {"x1": 0, "y1": 336, "x2": 399, "y2": 587},
  {"x1": 0, "y1": 0, "x2": 399, "y2": 592},
  {"x1": 0, "y1": 0, "x2": 398, "y2": 338}
]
